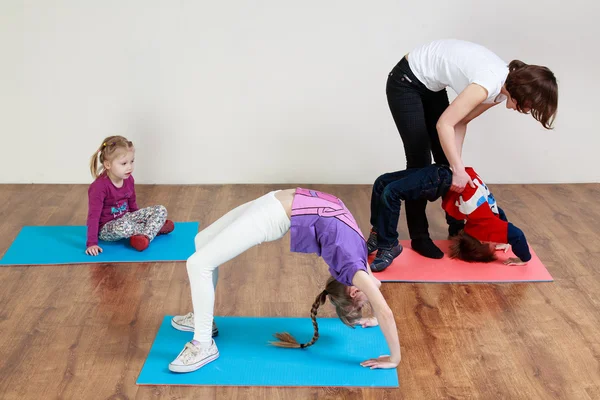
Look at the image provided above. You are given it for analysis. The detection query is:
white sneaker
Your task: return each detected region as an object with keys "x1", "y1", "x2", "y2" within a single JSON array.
[
  {"x1": 171, "y1": 312, "x2": 219, "y2": 337},
  {"x1": 171, "y1": 312, "x2": 195, "y2": 332},
  {"x1": 169, "y1": 340, "x2": 219, "y2": 373}
]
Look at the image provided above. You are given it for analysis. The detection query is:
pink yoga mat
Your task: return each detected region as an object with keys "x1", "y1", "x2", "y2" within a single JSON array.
[{"x1": 370, "y1": 240, "x2": 552, "y2": 283}]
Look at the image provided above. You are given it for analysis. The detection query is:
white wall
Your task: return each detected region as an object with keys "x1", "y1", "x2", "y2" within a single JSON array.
[{"x1": 1, "y1": 0, "x2": 598, "y2": 184}]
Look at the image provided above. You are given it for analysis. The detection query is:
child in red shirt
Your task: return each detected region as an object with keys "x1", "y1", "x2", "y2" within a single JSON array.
[{"x1": 369, "y1": 165, "x2": 531, "y2": 271}]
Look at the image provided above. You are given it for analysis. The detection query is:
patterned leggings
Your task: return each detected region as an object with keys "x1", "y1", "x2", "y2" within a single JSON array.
[{"x1": 99, "y1": 205, "x2": 167, "y2": 242}]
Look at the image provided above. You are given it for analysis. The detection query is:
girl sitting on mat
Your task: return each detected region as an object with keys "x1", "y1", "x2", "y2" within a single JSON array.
[
  {"x1": 168, "y1": 188, "x2": 401, "y2": 373},
  {"x1": 368, "y1": 165, "x2": 531, "y2": 271},
  {"x1": 85, "y1": 135, "x2": 174, "y2": 255}
]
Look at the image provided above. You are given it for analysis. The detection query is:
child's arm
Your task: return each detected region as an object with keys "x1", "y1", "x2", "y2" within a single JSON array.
[
  {"x1": 352, "y1": 270, "x2": 401, "y2": 369},
  {"x1": 506, "y1": 223, "x2": 531, "y2": 263},
  {"x1": 497, "y1": 207, "x2": 508, "y2": 222},
  {"x1": 86, "y1": 184, "x2": 106, "y2": 252},
  {"x1": 356, "y1": 265, "x2": 381, "y2": 327},
  {"x1": 504, "y1": 257, "x2": 527, "y2": 266},
  {"x1": 128, "y1": 176, "x2": 139, "y2": 212},
  {"x1": 366, "y1": 261, "x2": 382, "y2": 288}
]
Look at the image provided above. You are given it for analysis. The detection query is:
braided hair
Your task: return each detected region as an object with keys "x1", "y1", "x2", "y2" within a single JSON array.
[{"x1": 270, "y1": 276, "x2": 363, "y2": 349}]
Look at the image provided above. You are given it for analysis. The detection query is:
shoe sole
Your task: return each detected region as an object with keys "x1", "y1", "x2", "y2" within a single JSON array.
[
  {"x1": 171, "y1": 319, "x2": 219, "y2": 337},
  {"x1": 168, "y1": 351, "x2": 220, "y2": 373},
  {"x1": 171, "y1": 319, "x2": 194, "y2": 332}
]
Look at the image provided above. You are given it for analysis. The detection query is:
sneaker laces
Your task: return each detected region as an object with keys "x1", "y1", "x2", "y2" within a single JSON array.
[
  {"x1": 182, "y1": 311, "x2": 194, "y2": 325},
  {"x1": 376, "y1": 245, "x2": 401, "y2": 264},
  {"x1": 376, "y1": 248, "x2": 394, "y2": 264}
]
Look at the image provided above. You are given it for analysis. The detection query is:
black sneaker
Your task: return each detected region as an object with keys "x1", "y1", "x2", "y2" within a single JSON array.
[
  {"x1": 370, "y1": 243, "x2": 403, "y2": 272},
  {"x1": 367, "y1": 230, "x2": 378, "y2": 254}
]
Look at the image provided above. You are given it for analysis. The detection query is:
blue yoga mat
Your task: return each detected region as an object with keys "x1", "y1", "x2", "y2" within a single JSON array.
[
  {"x1": 0, "y1": 222, "x2": 198, "y2": 266},
  {"x1": 137, "y1": 316, "x2": 399, "y2": 387}
]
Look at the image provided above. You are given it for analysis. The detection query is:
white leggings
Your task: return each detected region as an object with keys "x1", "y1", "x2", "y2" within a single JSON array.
[{"x1": 187, "y1": 191, "x2": 291, "y2": 343}]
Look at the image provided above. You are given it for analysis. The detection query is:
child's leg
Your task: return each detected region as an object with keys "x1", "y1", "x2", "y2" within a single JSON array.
[
  {"x1": 172, "y1": 199, "x2": 257, "y2": 337},
  {"x1": 194, "y1": 200, "x2": 255, "y2": 289},
  {"x1": 186, "y1": 191, "x2": 290, "y2": 345},
  {"x1": 370, "y1": 169, "x2": 421, "y2": 229},
  {"x1": 98, "y1": 215, "x2": 136, "y2": 241},
  {"x1": 368, "y1": 170, "x2": 421, "y2": 253},
  {"x1": 376, "y1": 166, "x2": 446, "y2": 248},
  {"x1": 194, "y1": 200, "x2": 254, "y2": 251},
  {"x1": 126, "y1": 205, "x2": 168, "y2": 241}
]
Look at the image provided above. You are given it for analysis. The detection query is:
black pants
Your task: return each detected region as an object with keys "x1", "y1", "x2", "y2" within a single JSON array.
[{"x1": 386, "y1": 57, "x2": 463, "y2": 239}]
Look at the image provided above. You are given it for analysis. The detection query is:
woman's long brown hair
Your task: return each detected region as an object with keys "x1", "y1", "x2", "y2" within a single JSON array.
[{"x1": 505, "y1": 60, "x2": 558, "y2": 129}]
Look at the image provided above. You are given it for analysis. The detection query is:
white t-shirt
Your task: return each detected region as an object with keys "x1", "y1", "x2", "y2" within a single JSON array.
[{"x1": 408, "y1": 39, "x2": 509, "y2": 104}]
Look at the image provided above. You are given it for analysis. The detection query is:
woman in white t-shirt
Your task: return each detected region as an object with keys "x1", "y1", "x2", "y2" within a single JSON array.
[{"x1": 381, "y1": 39, "x2": 557, "y2": 259}]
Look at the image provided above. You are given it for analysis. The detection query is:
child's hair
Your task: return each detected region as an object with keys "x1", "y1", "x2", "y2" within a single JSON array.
[
  {"x1": 505, "y1": 60, "x2": 558, "y2": 130},
  {"x1": 449, "y1": 231, "x2": 497, "y2": 263},
  {"x1": 270, "y1": 276, "x2": 363, "y2": 349},
  {"x1": 89, "y1": 135, "x2": 134, "y2": 178}
]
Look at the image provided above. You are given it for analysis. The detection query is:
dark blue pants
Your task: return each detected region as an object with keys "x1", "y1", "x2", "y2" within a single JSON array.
[{"x1": 370, "y1": 165, "x2": 453, "y2": 248}]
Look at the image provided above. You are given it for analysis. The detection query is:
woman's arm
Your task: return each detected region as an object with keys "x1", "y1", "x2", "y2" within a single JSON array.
[
  {"x1": 454, "y1": 123, "x2": 467, "y2": 159},
  {"x1": 436, "y1": 84, "x2": 489, "y2": 192},
  {"x1": 453, "y1": 102, "x2": 498, "y2": 159},
  {"x1": 352, "y1": 270, "x2": 400, "y2": 368}
]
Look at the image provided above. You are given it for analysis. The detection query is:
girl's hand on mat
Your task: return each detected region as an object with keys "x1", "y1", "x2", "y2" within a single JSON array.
[
  {"x1": 450, "y1": 169, "x2": 475, "y2": 193},
  {"x1": 495, "y1": 243, "x2": 511, "y2": 253},
  {"x1": 360, "y1": 355, "x2": 399, "y2": 369},
  {"x1": 356, "y1": 317, "x2": 378, "y2": 328},
  {"x1": 504, "y1": 257, "x2": 526, "y2": 266},
  {"x1": 86, "y1": 245, "x2": 103, "y2": 256}
]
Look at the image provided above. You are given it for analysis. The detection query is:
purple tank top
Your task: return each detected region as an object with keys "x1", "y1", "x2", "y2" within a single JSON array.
[{"x1": 290, "y1": 188, "x2": 367, "y2": 286}]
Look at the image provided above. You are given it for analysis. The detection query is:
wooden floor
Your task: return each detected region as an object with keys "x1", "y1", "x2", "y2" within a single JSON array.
[{"x1": 0, "y1": 183, "x2": 599, "y2": 400}]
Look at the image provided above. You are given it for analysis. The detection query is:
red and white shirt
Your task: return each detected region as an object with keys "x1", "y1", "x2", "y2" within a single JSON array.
[{"x1": 442, "y1": 168, "x2": 508, "y2": 243}]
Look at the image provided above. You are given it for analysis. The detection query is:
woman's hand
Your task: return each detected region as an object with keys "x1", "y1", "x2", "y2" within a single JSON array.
[
  {"x1": 504, "y1": 257, "x2": 527, "y2": 266},
  {"x1": 451, "y1": 168, "x2": 475, "y2": 193},
  {"x1": 355, "y1": 317, "x2": 379, "y2": 328},
  {"x1": 360, "y1": 355, "x2": 400, "y2": 369},
  {"x1": 86, "y1": 245, "x2": 103, "y2": 256}
]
